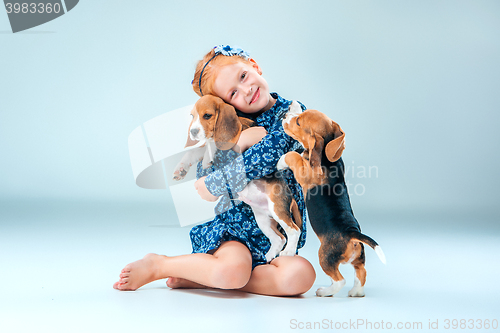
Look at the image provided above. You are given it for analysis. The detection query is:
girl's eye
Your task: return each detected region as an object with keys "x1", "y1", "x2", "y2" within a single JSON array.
[
  {"x1": 230, "y1": 90, "x2": 236, "y2": 99},
  {"x1": 241, "y1": 72, "x2": 247, "y2": 80},
  {"x1": 203, "y1": 113, "x2": 212, "y2": 120}
]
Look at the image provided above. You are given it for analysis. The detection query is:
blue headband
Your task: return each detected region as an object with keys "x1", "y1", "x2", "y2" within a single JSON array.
[{"x1": 197, "y1": 45, "x2": 250, "y2": 96}]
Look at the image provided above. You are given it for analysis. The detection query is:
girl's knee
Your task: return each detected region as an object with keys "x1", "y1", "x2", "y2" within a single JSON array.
[
  {"x1": 210, "y1": 241, "x2": 253, "y2": 289},
  {"x1": 277, "y1": 256, "x2": 316, "y2": 295},
  {"x1": 211, "y1": 260, "x2": 252, "y2": 289}
]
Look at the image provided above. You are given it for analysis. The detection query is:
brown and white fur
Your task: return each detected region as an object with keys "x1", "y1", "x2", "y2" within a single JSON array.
[
  {"x1": 277, "y1": 101, "x2": 386, "y2": 297},
  {"x1": 173, "y1": 95, "x2": 302, "y2": 262}
]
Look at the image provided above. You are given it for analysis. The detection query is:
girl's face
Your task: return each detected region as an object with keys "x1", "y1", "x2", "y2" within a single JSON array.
[{"x1": 212, "y1": 61, "x2": 273, "y2": 114}]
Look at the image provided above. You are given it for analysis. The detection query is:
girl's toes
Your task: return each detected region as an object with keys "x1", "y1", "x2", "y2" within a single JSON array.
[
  {"x1": 166, "y1": 278, "x2": 177, "y2": 288},
  {"x1": 114, "y1": 281, "x2": 128, "y2": 290},
  {"x1": 120, "y1": 277, "x2": 129, "y2": 283}
]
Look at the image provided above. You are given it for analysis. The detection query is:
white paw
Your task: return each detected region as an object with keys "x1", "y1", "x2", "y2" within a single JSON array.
[
  {"x1": 316, "y1": 287, "x2": 333, "y2": 297},
  {"x1": 348, "y1": 286, "x2": 365, "y2": 297},
  {"x1": 283, "y1": 101, "x2": 302, "y2": 126},
  {"x1": 289, "y1": 101, "x2": 303, "y2": 116},
  {"x1": 315, "y1": 279, "x2": 345, "y2": 297},
  {"x1": 202, "y1": 158, "x2": 213, "y2": 169},
  {"x1": 279, "y1": 249, "x2": 295, "y2": 257},
  {"x1": 265, "y1": 239, "x2": 285, "y2": 263},
  {"x1": 173, "y1": 163, "x2": 189, "y2": 180},
  {"x1": 276, "y1": 155, "x2": 289, "y2": 170},
  {"x1": 265, "y1": 252, "x2": 276, "y2": 263},
  {"x1": 279, "y1": 230, "x2": 299, "y2": 257}
]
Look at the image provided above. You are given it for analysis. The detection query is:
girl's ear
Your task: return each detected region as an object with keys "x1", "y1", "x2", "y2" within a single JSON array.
[{"x1": 249, "y1": 58, "x2": 262, "y2": 75}]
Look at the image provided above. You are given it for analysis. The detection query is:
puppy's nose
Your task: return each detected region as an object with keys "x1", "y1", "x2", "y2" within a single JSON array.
[{"x1": 190, "y1": 128, "x2": 200, "y2": 137}]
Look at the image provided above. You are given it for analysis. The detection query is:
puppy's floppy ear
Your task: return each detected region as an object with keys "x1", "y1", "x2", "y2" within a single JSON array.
[
  {"x1": 325, "y1": 120, "x2": 345, "y2": 162},
  {"x1": 307, "y1": 133, "x2": 324, "y2": 171},
  {"x1": 238, "y1": 117, "x2": 256, "y2": 131},
  {"x1": 214, "y1": 100, "x2": 242, "y2": 150}
]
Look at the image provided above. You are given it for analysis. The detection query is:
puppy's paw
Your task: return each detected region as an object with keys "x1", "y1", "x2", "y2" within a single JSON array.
[
  {"x1": 289, "y1": 101, "x2": 303, "y2": 116},
  {"x1": 279, "y1": 249, "x2": 295, "y2": 257},
  {"x1": 265, "y1": 240, "x2": 284, "y2": 263},
  {"x1": 316, "y1": 287, "x2": 334, "y2": 297},
  {"x1": 348, "y1": 286, "x2": 365, "y2": 297},
  {"x1": 202, "y1": 159, "x2": 213, "y2": 169},
  {"x1": 315, "y1": 279, "x2": 345, "y2": 297},
  {"x1": 265, "y1": 252, "x2": 276, "y2": 263},
  {"x1": 279, "y1": 241, "x2": 298, "y2": 257},
  {"x1": 348, "y1": 276, "x2": 365, "y2": 297},
  {"x1": 276, "y1": 154, "x2": 289, "y2": 170},
  {"x1": 173, "y1": 163, "x2": 189, "y2": 180}
]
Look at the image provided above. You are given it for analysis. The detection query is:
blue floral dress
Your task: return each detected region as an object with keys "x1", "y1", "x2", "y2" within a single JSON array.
[{"x1": 189, "y1": 93, "x2": 307, "y2": 269}]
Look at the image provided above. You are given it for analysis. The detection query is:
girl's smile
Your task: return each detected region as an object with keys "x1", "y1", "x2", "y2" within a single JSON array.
[
  {"x1": 250, "y1": 87, "x2": 260, "y2": 105},
  {"x1": 213, "y1": 61, "x2": 275, "y2": 114}
]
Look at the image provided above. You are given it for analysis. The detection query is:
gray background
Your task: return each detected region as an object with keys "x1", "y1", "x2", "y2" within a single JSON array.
[
  {"x1": 1, "y1": 0, "x2": 498, "y2": 214},
  {"x1": 1, "y1": 1, "x2": 499, "y2": 332}
]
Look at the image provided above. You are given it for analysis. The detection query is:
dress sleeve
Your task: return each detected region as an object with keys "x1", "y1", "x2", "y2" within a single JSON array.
[{"x1": 204, "y1": 130, "x2": 297, "y2": 196}]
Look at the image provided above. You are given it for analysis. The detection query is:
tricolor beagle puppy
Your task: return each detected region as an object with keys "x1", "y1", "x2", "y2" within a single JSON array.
[
  {"x1": 277, "y1": 102, "x2": 386, "y2": 297},
  {"x1": 172, "y1": 96, "x2": 254, "y2": 179},
  {"x1": 173, "y1": 95, "x2": 302, "y2": 262}
]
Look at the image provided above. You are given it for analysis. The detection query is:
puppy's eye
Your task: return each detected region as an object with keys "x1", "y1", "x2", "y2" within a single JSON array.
[
  {"x1": 203, "y1": 113, "x2": 212, "y2": 120},
  {"x1": 296, "y1": 117, "x2": 300, "y2": 127}
]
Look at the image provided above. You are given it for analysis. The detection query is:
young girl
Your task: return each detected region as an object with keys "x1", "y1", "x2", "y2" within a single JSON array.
[{"x1": 113, "y1": 45, "x2": 316, "y2": 296}]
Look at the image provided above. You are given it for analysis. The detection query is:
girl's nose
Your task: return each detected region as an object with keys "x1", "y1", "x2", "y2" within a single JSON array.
[{"x1": 245, "y1": 85, "x2": 253, "y2": 96}]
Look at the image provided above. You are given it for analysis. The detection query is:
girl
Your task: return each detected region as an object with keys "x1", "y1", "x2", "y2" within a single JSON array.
[{"x1": 114, "y1": 45, "x2": 316, "y2": 296}]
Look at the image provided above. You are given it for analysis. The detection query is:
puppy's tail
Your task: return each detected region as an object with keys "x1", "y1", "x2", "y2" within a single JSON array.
[{"x1": 350, "y1": 231, "x2": 386, "y2": 264}]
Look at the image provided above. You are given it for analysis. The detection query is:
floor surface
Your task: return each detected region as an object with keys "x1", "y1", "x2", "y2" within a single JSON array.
[{"x1": 1, "y1": 200, "x2": 499, "y2": 333}]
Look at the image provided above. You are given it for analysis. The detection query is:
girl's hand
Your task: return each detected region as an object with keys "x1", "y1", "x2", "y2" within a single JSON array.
[
  {"x1": 194, "y1": 176, "x2": 219, "y2": 202},
  {"x1": 237, "y1": 126, "x2": 267, "y2": 152}
]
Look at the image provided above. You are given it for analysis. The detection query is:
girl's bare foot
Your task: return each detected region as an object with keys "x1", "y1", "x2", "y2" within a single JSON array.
[
  {"x1": 113, "y1": 253, "x2": 166, "y2": 291},
  {"x1": 166, "y1": 277, "x2": 206, "y2": 289}
]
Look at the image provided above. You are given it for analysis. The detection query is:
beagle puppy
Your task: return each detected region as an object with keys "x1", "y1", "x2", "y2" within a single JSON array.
[
  {"x1": 173, "y1": 95, "x2": 302, "y2": 262},
  {"x1": 173, "y1": 96, "x2": 254, "y2": 179},
  {"x1": 277, "y1": 101, "x2": 385, "y2": 297}
]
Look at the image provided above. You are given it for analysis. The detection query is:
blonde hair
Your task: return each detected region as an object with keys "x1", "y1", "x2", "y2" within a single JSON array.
[{"x1": 192, "y1": 48, "x2": 253, "y2": 97}]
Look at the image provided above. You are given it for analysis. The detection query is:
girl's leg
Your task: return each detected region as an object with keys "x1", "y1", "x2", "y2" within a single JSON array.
[
  {"x1": 113, "y1": 241, "x2": 252, "y2": 291},
  {"x1": 168, "y1": 255, "x2": 316, "y2": 297},
  {"x1": 240, "y1": 255, "x2": 316, "y2": 296}
]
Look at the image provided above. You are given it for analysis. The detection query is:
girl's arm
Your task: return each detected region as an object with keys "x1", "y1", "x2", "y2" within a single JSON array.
[
  {"x1": 236, "y1": 126, "x2": 268, "y2": 153},
  {"x1": 203, "y1": 129, "x2": 299, "y2": 197},
  {"x1": 194, "y1": 127, "x2": 267, "y2": 201}
]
